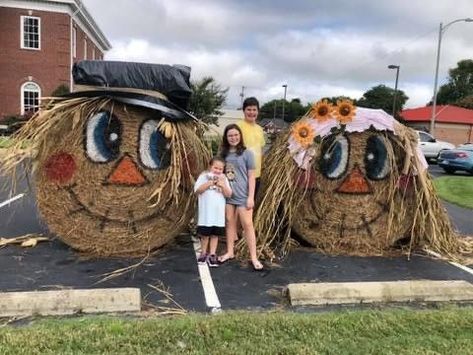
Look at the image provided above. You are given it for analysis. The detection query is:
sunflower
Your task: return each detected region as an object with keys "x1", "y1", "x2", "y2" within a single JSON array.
[
  {"x1": 333, "y1": 99, "x2": 356, "y2": 124},
  {"x1": 310, "y1": 99, "x2": 333, "y2": 122},
  {"x1": 291, "y1": 120, "x2": 315, "y2": 148}
]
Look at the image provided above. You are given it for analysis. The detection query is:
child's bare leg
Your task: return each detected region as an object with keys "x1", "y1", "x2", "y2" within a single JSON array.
[
  {"x1": 209, "y1": 236, "x2": 218, "y2": 255},
  {"x1": 219, "y1": 204, "x2": 237, "y2": 261},
  {"x1": 200, "y1": 236, "x2": 209, "y2": 257},
  {"x1": 238, "y1": 207, "x2": 263, "y2": 269}
]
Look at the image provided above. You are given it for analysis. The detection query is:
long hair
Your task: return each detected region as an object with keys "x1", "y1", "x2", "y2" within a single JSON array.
[{"x1": 220, "y1": 124, "x2": 246, "y2": 158}]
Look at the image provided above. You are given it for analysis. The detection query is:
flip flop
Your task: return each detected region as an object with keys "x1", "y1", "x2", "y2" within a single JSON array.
[
  {"x1": 218, "y1": 255, "x2": 235, "y2": 264},
  {"x1": 251, "y1": 261, "x2": 264, "y2": 272}
]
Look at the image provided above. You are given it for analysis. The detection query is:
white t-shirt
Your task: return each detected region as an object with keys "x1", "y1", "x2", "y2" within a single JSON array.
[{"x1": 194, "y1": 172, "x2": 230, "y2": 227}]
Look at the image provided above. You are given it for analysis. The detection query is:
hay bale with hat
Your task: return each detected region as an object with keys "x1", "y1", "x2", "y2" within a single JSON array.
[
  {"x1": 2, "y1": 61, "x2": 210, "y2": 257},
  {"x1": 254, "y1": 99, "x2": 469, "y2": 259}
]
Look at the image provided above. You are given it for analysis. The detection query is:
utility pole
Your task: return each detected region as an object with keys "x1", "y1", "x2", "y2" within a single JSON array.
[
  {"x1": 239, "y1": 86, "x2": 245, "y2": 109},
  {"x1": 388, "y1": 65, "x2": 400, "y2": 117},
  {"x1": 282, "y1": 84, "x2": 287, "y2": 120}
]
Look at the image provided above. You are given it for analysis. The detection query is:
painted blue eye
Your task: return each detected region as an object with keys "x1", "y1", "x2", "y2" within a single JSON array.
[
  {"x1": 85, "y1": 111, "x2": 121, "y2": 163},
  {"x1": 139, "y1": 120, "x2": 171, "y2": 170},
  {"x1": 365, "y1": 135, "x2": 390, "y2": 180},
  {"x1": 319, "y1": 135, "x2": 349, "y2": 179}
]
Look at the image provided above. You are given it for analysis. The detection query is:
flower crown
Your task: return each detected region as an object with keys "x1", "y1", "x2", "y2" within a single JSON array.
[{"x1": 287, "y1": 99, "x2": 427, "y2": 171}]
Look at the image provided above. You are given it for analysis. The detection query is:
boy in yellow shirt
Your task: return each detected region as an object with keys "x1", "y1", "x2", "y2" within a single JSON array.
[{"x1": 237, "y1": 97, "x2": 265, "y2": 196}]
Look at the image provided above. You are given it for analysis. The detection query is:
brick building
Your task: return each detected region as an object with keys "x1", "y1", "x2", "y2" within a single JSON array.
[
  {"x1": 0, "y1": 0, "x2": 110, "y2": 120},
  {"x1": 401, "y1": 105, "x2": 473, "y2": 145}
]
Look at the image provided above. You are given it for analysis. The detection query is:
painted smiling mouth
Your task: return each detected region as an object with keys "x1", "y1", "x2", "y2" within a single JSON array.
[
  {"x1": 65, "y1": 184, "x2": 169, "y2": 232},
  {"x1": 305, "y1": 194, "x2": 389, "y2": 238}
]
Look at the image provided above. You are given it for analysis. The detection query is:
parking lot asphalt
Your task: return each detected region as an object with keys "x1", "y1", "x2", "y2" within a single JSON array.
[{"x1": 0, "y1": 164, "x2": 472, "y2": 312}]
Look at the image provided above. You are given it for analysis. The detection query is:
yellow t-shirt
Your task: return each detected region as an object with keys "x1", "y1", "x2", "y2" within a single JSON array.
[{"x1": 237, "y1": 120, "x2": 265, "y2": 178}]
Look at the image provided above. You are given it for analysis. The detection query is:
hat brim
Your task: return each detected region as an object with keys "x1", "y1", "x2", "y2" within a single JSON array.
[{"x1": 64, "y1": 90, "x2": 195, "y2": 122}]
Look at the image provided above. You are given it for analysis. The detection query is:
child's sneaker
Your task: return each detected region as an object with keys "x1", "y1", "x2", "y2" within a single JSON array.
[
  {"x1": 207, "y1": 254, "x2": 219, "y2": 268},
  {"x1": 197, "y1": 253, "x2": 208, "y2": 264}
]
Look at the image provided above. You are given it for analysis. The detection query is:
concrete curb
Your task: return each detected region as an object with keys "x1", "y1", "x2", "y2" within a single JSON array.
[
  {"x1": 0, "y1": 288, "x2": 141, "y2": 317},
  {"x1": 288, "y1": 280, "x2": 473, "y2": 306}
]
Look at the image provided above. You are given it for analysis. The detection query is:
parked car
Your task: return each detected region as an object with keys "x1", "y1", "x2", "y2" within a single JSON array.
[
  {"x1": 438, "y1": 144, "x2": 473, "y2": 175},
  {"x1": 416, "y1": 131, "x2": 455, "y2": 161}
]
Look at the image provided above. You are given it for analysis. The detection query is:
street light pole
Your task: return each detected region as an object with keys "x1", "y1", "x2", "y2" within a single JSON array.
[
  {"x1": 388, "y1": 64, "x2": 400, "y2": 117},
  {"x1": 281, "y1": 84, "x2": 288, "y2": 120},
  {"x1": 430, "y1": 18, "x2": 473, "y2": 135}
]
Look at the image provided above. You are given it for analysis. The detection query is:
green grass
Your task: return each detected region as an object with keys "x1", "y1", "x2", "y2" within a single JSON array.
[
  {"x1": 0, "y1": 136, "x2": 13, "y2": 148},
  {"x1": 1, "y1": 308, "x2": 473, "y2": 354},
  {"x1": 434, "y1": 176, "x2": 473, "y2": 209}
]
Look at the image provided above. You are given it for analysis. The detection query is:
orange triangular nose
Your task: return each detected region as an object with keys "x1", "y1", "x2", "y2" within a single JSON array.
[
  {"x1": 336, "y1": 167, "x2": 371, "y2": 194},
  {"x1": 107, "y1": 155, "x2": 147, "y2": 186}
]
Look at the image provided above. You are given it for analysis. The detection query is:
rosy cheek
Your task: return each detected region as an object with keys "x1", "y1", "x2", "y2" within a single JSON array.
[{"x1": 44, "y1": 152, "x2": 76, "y2": 184}]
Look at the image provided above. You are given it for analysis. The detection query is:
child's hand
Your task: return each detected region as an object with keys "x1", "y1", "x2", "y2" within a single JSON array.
[
  {"x1": 246, "y1": 197, "x2": 254, "y2": 210},
  {"x1": 215, "y1": 176, "x2": 226, "y2": 188}
]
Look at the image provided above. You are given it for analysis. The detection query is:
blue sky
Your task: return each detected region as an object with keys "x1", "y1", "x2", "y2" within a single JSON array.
[{"x1": 83, "y1": 0, "x2": 473, "y2": 109}]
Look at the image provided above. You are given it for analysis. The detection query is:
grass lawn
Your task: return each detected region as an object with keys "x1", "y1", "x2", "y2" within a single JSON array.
[
  {"x1": 434, "y1": 176, "x2": 473, "y2": 209},
  {"x1": 1, "y1": 308, "x2": 473, "y2": 354}
]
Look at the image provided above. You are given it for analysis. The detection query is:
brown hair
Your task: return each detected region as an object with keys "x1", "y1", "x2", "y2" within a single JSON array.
[{"x1": 220, "y1": 124, "x2": 246, "y2": 158}]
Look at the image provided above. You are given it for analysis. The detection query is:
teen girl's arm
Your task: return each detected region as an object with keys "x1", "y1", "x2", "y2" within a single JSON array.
[
  {"x1": 217, "y1": 176, "x2": 232, "y2": 198},
  {"x1": 247, "y1": 169, "x2": 256, "y2": 209}
]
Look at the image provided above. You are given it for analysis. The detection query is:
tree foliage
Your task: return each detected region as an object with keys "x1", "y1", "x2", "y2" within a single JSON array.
[
  {"x1": 189, "y1": 77, "x2": 228, "y2": 125},
  {"x1": 259, "y1": 98, "x2": 311, "y2": 123},
  {"x1": 455, "y1": 94, "x2": 473, "y2": 109},
  {"x1": 435, "y1": 59, "x2": 473, "y2": 106},
  {"x1": 356, "y1": 84, "x2": 408, "y2": 117}
]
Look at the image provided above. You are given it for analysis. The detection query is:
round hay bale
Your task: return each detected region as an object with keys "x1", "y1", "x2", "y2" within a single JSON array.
[
  {"x1": 254, "y1": 101, "x2": 459, "y2": 258},
  {"x1": 4, "y1": 98, "x2": 209, "y2": 256}
]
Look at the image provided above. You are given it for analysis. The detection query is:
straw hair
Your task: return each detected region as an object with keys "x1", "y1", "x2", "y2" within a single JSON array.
[
  {"x1": 252, "y1": 114, "x2": 465, "y2": 260},
  {"x1": 1, "y1": 97, "x2": 210, "y2": 256}
]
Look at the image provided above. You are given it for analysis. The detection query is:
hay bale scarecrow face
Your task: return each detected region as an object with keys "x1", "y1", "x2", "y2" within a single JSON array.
[
  {"x1": 256, "y1": 99, "x2": 455, "y2": 256},
  {"x1": 4, "y1": 61, "x2": 209, "y2": 256}
]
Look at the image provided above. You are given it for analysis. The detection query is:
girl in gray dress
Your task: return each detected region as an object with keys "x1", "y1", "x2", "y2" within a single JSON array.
[{"x1": 218, "y1": 124, "x2": 263, "y2": 271}]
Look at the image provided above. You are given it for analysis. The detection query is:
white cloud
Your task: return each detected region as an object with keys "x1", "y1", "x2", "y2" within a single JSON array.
[{"x1": 82, "y1": 0, "x2": 473, "y2": 109}]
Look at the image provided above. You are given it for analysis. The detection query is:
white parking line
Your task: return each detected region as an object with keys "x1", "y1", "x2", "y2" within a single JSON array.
[
  {"x1": 425, "y1": 249, "x2": 473, "y2": 276},
  {"x1": 191, "y1": 236, "x2": 222, "y2": 311},
  {"x1": 0, "y1": 193, "x2": 25, "y2": 209}
]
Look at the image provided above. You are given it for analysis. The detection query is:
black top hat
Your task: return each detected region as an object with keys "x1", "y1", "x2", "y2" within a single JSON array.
[{"x1": 68, "y1": 60, "x2": 195, "y2": 121}]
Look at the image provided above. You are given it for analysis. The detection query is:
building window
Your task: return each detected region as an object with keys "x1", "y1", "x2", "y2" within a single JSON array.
[
  {"x1": 84, "y1": 39, "x2": 87, "y2": 59},
  {"x1": 21, "y1": 82, "x2": 41, "y2": 115},
  {"x1": 21, "y1": 16, "x2": 40, "y2": 50},
  {"x1": 72, "y1": 26, "x2": 77, "y2": 58}
]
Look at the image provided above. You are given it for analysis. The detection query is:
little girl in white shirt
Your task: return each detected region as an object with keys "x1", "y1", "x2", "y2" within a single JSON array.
[{"x1": 194, "y1": 156, "x2": 232, "y2": 267}]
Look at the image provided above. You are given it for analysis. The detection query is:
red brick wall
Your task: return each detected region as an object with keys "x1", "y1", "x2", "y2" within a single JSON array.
[{"x1": 0, "y1": 6, "x2": 105, "y2": 119}]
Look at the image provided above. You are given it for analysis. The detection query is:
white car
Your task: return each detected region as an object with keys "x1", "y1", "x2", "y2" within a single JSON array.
[{"x1": 417, "y1": 131, "x2": 455, "y2": 161}]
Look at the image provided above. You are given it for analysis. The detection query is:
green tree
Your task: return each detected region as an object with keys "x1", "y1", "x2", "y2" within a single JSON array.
[
  {"x1": 50, "y1": 84, "x2": 70, "y2": 97},
  {"x1": 455, "y1": 94, "x2": 473, "y2": 109},
  {"x1": 189, "y1": 77, "x2": 228, "y2": 125},
  {"x1": 435, "y1": 59, "x2": 473, "y2": 105},
  {"x1": 320, "y1": 96, "x2": 357, "y2": 105},
  {"x1": 357, "y1": 84, "x2": 408, "y2": 117},
  {"x1": 259, "y1": 98, "x2": 310, "y2": 123}
]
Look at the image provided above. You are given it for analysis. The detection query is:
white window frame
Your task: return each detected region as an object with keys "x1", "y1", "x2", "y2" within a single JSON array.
[
  {"x1": 83, "y1": 38, "x2": 87, "y2": 59},
  {"x1": 20, "y1": 16, "x2": 41, "y2": 50},
  {"x1": 72, "y1": 26, "x2": 77, "y2": 58},
  {"x1": 20, "y1": 82, "x2": 41, "y2": 115}
]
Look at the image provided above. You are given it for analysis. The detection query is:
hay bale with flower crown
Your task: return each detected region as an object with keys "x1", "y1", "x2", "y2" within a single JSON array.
[
  {"x1": 255, "y1": 99, "x2": 465, "y2": 258},
  {"x1": 1, "y1": 61, "x2": 210, "y2": 257}
]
